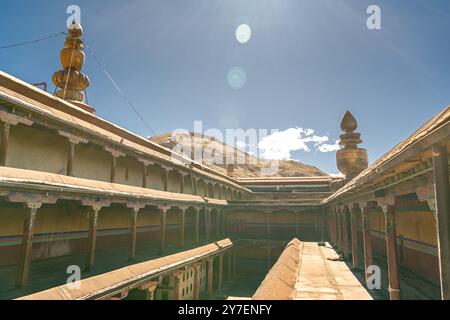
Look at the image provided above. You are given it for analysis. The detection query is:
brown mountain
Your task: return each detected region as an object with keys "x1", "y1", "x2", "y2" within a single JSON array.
[{"x1": 150, "y1": 132, "x2": 328, "y2": 178}]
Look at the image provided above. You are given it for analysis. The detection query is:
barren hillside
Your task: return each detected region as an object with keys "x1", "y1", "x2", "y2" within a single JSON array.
[{"x1": 150, "y1": 132, "x2": 327, "y2": 178}]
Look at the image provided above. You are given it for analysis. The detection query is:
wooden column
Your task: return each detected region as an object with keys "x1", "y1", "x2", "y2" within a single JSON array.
[
  {"x1": 193, "y1": 263, "x2": 202, "y2": 300},
  {"x1": 266, "y1": 212, "x2": 271, "y2": 236},
  {"x1": 0, "y1": 122, "x2": 10, "y2": 166},
  {"x1": 216, "y1": 211, "x2": 221, "y2": 238},
  {"x1": 180, "y1": 172, "x2": 185, "y2": 194},
  {"x1": 432, "y1": 143, "x2": 450, "y2": 300},
  {"x1": 218, "y1": 253, "x2": 223, "y2": 294},
  {"x1": 110, "y1": 156, "x2": 117, "y2": 183},
  {"x1": 126, "y1": 203, "x2": 145, "y2": 260},
  {"x1": 362, "y1": 205, "x2": 373, "y2": 282},
  {"x1": 192, "y1": 177, "x2": 197, "y2": 195},
  {"x1": 179, "y1": 208, "x2": 186, "y2": 248},
  {"x1": 85, "y1": 206, "x2": 101, "y2": 271},
  {"x1": 383, "y1": 204, "x2": 401, "y2": 300},
  {"x1": 350, "y1": 205, "x2": 361, "y2": 269},
  {"x1": 142, "y1": 165, "x2": 148, "y2": 188},
  {"x1": 337, "y1": 209, "x2": 343, "y2": 252},
  {"x1": 173, "y1": 273, "x2": 182, "y2": 300},
  {"x1": 58, "y1": 132, "x2": 88, "y2": 176},
  {"x1": 207, "y1": 257, "x2": 214, "y2": 297},
  {"x1": 162, "y1": 166, "x2": 169, "y2": 192},
  {"x1": 16, "y1": 203, "x2": 41, "y2": 288},
  {"x1": 138, "y1": 158, "x2": 153, "y2": 188},
  {"x1": 0, "y1": 113, "x2": 33, "y2": 166},
  {"x1": 342, "y1": 207, "x2": 350, "y2": 259},
  {"x1": 334, "y1": 209, "x2": 339, "y2": 245},
  {"x1": 65, "y1": 142, "x2": 75, "y2": 176},
  {"x1": 204, "y1": 208, "x2": 210, "y2": 241},
  {"x1": 194, "y1": 207, "x2": 200, "y2": 244},
  {"x1": 159, "y1": 206, "x2": 169, "y2": 254},
  {"x1": 129, "y1": 207, "x2": 138, "y2": 260}
]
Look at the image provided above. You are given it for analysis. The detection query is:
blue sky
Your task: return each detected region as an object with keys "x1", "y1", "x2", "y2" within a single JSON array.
[{"x1": 1, "y1": 0, "x2": 449, "y2": 174}]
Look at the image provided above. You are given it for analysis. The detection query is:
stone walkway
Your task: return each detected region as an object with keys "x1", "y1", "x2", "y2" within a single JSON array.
[{"x1": 294, "y1": 242, "x2": 373, "y2": 300}]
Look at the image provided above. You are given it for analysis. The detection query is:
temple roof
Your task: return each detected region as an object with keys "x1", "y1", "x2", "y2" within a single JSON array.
[
  {"x1": 0, "y1": 71, "x2": 245, "y2": 190},
  {"x1": 324, "y1": 105, "x2": 450, "y2": 203}
]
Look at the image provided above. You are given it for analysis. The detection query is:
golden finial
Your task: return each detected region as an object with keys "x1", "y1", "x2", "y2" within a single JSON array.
[
  {"x1": 336, "y1": 111, "x2": 368, "y2": 179},
  {"x1": 52, "y1": 21, "x2": 94, "y2": 113},
  {"x1": 340, "y1": 111, "x2": 358, "y2": 132}
]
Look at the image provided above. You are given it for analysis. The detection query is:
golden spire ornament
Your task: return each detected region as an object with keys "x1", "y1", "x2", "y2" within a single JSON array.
[
  {"x1": 336, "y1": 111, "x2": 368, "y2": 179},
  {"x1": 52, "y1": 21, "x2": 95, "y2": 113}
]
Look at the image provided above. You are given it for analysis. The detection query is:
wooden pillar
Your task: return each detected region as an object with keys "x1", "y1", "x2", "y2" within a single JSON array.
[
  {"x1": 173, "y1": 273, "x2": 182, "y2": 300},
  {"x1": 432, "y1": 143, "x2": 450, "y2": 300},
  {"x1": 66, "y1": 141, "x2": 75, "y2": 176},
  {"x1": 295, "y1": 212, "x2": 299, "y2": 235},
  {"x1": 192, "y1": 177, "x2": 197, "y2": 195},
  {"x1": 142, "y1": 165, "x2": 148, "y2": 188},
  {"x1": 159, "y1": 206, "x2": 169, "y2": 254},
  {"x1": 194, "y1": 207, "x2": 200, "y2": 244},
  {"x1": 128, "y1": 207, "x2": 139, "y2": 260},
  {"x1": 384, "y1": 204, "x2": 401, "y2": 300},
  {"x1": 16, "y1": 203, "x2": 41, "y2": 288},
  {"x1": 179, "y1": 208, "x2": 186, "y2": 248},
  {"x1": 362, "y1": 205, "x2": 373, "y2": 282},
  {"x1": 204, "y1": 208, "x2": 210, "y2": 241},
  {"x1": 337, "y1": 209, "x2": 343, "y2": 252},
  {"x1": 180, "y1": 172, "x2": 185, "y2": 194},
  {"x1": 85, "y1": 206, "x2": 101, "y2": 271},
  {"x1": 342, "y1": 207, "x2": 350, "y2": 259},
  {"x1": 218, "y1": 253, "x2": 223, "y2": 294},
  {"x1": 162, "y1": 166, "x2": 169, "y2": 192},
  {"x1": 0, "y1": 122, "x2": 10, "y2": 166},
  {"x1": 266, "y1": 212, "x2": 271, "y2": 236},
  {"x1": 207, "y1": 257, "x2": 214, "y2": 297},
  {"x1": 110, "y1": 156, "x2": 117, "y2": 183},
  {"x1": 193, "y1": 263, "x2": 202, "y2": 300},
  {"x1": 216, "y1": 211, "x2": 221, "y2": 238},
  {"x1": 350, "y1": 205, "x2": 360, "y2": 269}
]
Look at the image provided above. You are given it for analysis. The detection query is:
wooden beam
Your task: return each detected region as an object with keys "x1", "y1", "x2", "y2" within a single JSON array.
[
  {"x1": 432, "y1": 143, "x2": 450, "y2": 300},
  {"x1": 16, "y1": 203, "x2": 41, "y2": 288}
]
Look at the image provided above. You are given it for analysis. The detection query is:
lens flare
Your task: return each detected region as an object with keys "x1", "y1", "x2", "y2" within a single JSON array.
[
  {"x1": 235, "y1": 24, "x2": 252, "y2": 44},
  {"x1": 227, "y1": 67, "x2": 247, "y2": 90}
]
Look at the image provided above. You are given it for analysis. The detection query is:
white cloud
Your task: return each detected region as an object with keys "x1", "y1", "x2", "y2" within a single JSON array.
[
  {"x1": 317, "y1": 140, "x2": 340, "y2": 152},
  {"x1": 258, "y1": 127, "x2": 340, "y2": 160}
]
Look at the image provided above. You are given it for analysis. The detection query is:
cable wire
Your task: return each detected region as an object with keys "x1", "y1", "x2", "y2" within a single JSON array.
[
  {"x1": 0, "y1": 32, "x2": 65, "y2": 50},
  {"x1": 84, "y1": 43, "x2": 157, "y2": 136}
]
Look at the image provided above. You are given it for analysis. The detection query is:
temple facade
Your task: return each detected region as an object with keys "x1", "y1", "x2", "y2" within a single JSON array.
[{"x1": 0, "y1": 23, "x2": 449, "y2": 300}]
